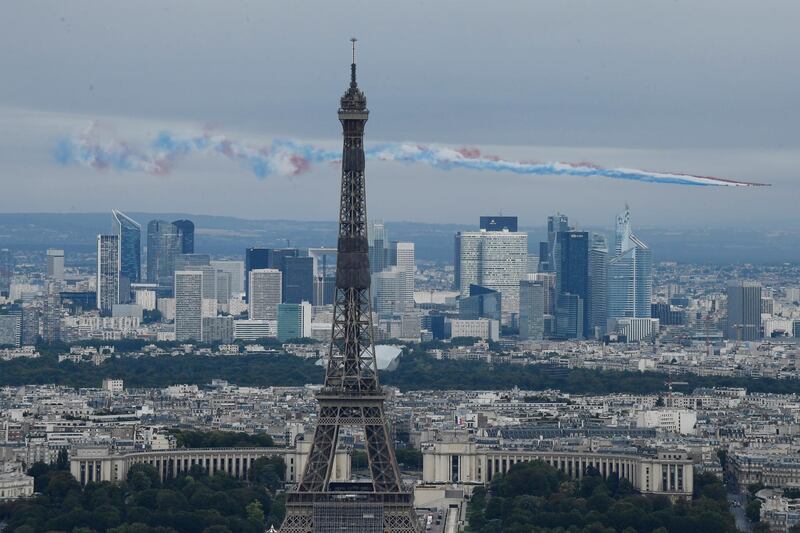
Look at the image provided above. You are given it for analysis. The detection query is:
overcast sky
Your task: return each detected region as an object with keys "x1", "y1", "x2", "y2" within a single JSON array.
[{"x1": 0, "y1": 1, "x2": 798, "y2": 228}]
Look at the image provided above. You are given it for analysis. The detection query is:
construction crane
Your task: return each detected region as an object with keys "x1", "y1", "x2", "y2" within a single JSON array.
[{"x1": 663, "y1": 378, "x2": 689, "y2": 407}]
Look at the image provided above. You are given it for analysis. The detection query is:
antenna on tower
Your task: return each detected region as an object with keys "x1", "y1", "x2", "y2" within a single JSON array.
[{"x1": 349, "y1": 37, "x2": 358, "y2": 87}]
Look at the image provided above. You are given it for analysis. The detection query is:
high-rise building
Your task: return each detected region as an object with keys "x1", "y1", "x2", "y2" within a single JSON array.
[
  {"x1": 608, "y1": 207, "x2": 652, "y2": 320},
  {"x1": 532, "y1": 272, "x2": 557, "y2": 316},
  {"x1": 41, "y1": 281, "x2": 61, "y2": 343},
  {"x1": 555, "y1": 292, "x2": 584, "y2": 340},
  {"x1": 248, "y1": 268, "x2": 282, "y2": 320},
  {"x1": 175, "y1": 253, "x2": 211, "y2": 270},
  {"x1": 455, "y1": 225, "x2": 527, "y2": 316},
  {"x1": 97, "y1": 234, "x2": 120, "y2": 315},
  {"x1": 368, "y1": 220, "x2": 389, "y2": 274},
  {"x1": 215, "y1": 271, "x2": 232, "y2": 304},
  {"x1": 459, "y1": 284, "x2": 502, "y2": 322},
  {"x1": 556, "y1": 230, "x2": 589, "y2": 338},
  {"x1": 726, "y1": 280, "x2": 762, "y2": 341},
  {"x1": 0, "y1": 314, "x2": 22, "y2": 347},
  {"x1": 392, "y1": 241, "x2": 415, "y2": 311},
  {"x1": 373, "y1": 267, "x2": 403, "y2": 317},
  {"x1": 210, "y1": 260, "x2": 244, "y2": 294},
  {"x1": 313, "y1": 274, "x2": 336, "y2": 306},
  {"x1": 0, "y1": 249, "x2": 14, "y2": 295},
  {"x1": 21, "y1": 305, "x2": 39, "y2": 345},
  {"x1": 174, "y1": 254, "x2": 216, "y2": 301},
  {"x1": 172, "y1": 219, "x2": 195, "y2": 254},
  {"x1": 539, "y1": 213, "x2": 569, "y2": 273},
  {"x1": 175, "y1": 270, "x2": 203, "y2": 341},
  {"x1": 244, "y1": 248, "x2": 300, "y2": 302},
  {"x1": 202, "y1": 316, "x2": 234, "y2": 343},
  {"x1": 588, "y1": 233, "x2": 608, "y2": 338},
  {"x1": 146, "y1": 220, "x2": 179, "y2": 295},
  {"x1": 277, "y1": 301, "x2": 312, "y2": 341},
  {"x1": 244, "y1": 248, "x2": 270, "y2": 302},
  {"x1": 46, "y1": 249, "x2": 65, "y2": 283},
  {"x1": 112, "y1": 210, "x2": 141, "y2": 290},
  {"x1": 519, "y1": 279, "x2": 544, "y2": 340},
  {"x1": 283, "y1": 256, "x2": 314, "y2": 304},
  {"x1": 480, "y1": 215, "x2": 518, "y2": 232}
]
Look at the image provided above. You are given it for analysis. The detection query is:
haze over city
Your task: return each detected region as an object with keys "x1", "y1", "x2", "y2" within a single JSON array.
[{"x1": 1, "y1": 1, "x2": 799, "y2": 226}]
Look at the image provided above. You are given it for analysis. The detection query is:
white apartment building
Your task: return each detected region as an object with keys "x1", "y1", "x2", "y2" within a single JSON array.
[
  {"x1": 234, "y1": 319, "x2": 276, "y2": 340},
  {"x1": 393, "y1": 241, "x2": 415, "y2": 311},
  {"x1": 636, "y1": 409, "x2": 697, "y2": 435},
  {"x1": 101, "y1": 379, "x2": 124, "y2": 394},
  {"x1": 175, "y1": 271, "x2": 203, "y2": 341},
  {"x1": 455, "y1": 230, "x2": 527, "y2": 316},
  {"x1": 450, "y1": 318, "x2": 500, "y2": 342},
  {"x1": 249, "y1": 269, "x2": 282, "y2": 320}
]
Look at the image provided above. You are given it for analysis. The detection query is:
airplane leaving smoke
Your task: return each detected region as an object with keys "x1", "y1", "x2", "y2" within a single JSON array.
[{"x1": 53, "y1": 130, "x2": 767, "y2": 187}]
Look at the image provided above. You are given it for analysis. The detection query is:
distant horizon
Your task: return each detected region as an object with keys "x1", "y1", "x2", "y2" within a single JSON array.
[{"x1": 0, "y1": 209, "x2": 794, "y2": 231}]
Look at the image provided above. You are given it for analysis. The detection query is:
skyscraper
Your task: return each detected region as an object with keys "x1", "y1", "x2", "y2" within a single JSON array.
[
  {"x1": 459, "y1": 284, "x2": 502, "y2": 322},
  {"x1": 0, "y1": 249, "x2": 14, "y2": 295},
  {"x1": 608, "y1": 207, "x2": 653, "y2": 320},
  {"x1": 277, "y1": 301, "x2": 312, "y2": 341},
  {"x1": 556, "y1": 230, "x2": 589, "y2": 338},
  {"x1": 539, "y1": 213, "x2": 569, "y2": 273},
  {"x1": 97, "y1": 234, "x2": 120, "y2": 315},
  {"x1": 146, "y1": 220, "x2": 179, "y2": 295},
  {"x1": 112, "y1": 210, "x2": 141, "y2": 288},
  {"x1": 283, "y1": 256, "x2": 314, "y2": 304},
  {"x1": 46, "y1": 249, "x2": 65, "y2": 283},
  {"x1": 373, "y1": 267, "x2": 403, "y2": 317},
  {"x1": 174, "y1": 255, "x2": 215, "y2": 301},
  {"x1": 172, "y1": 219, "x2": 195, "y2": 254},
  {"x1": 244, "y1": 248, "x2": 270, "y2": 302},
  {"x1": 519, "y1": 279, "x2": 544, "y2": 340},
  {"x1": 175, "y1": 270, "x2": 203, "y2": 341},
  {"x1": 248, "y1": 268, "x2": 282, "y2": 320},
  {"x1": 216, "y1": 270, "x2": 232, "y2": 304},
  {"x1": 21, "y1": 305, "x2": 39, "y2": 345},
  {"x1": 726, "y1": 280, "x2": 762, "y2": 341},
  {"x1": 42, "y1": 281, "x2": 61, "y2": 343},
  {"x1": 392, "y1": 241, "x2": 415, "y2": 311},
  {"x1": 588, "y1": 233, "x2": 608, "y2": 338},
  {"x1": 368, "y1": 220, "x2": 389, "y2": 274},
  {"x1": 210, "y1": 260, "x2": 245, "y2": 294},
  {"x1": 0, "y1": 314, "x2": 22, "y2": 347},
  {"x1": 244, "y1": 247, "x2": 300, "y2": 303},
  {"x1": 532, "y1": 272, "x2": 557, "y2": 315},
  {"x1": 455, "y1": 225, "x2": 527, "y2": 316}
]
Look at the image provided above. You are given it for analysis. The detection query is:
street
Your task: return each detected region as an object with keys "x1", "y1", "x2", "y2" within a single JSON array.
[{"x1": 728, "y1": 493, "x2": 752, "y2": 533}]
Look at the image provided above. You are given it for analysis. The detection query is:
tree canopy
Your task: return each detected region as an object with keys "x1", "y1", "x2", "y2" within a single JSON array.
[
  {"x1": 467, "y1": 462, "x2": 736, "y2": 533},
  {"x1": 0, "y1": 459, "x2": 286, "y2": 532}
]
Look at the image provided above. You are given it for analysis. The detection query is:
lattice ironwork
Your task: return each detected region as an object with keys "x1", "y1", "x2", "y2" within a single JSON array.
[{"x1": 280, "y1": 41, "x2": 420, "y2": 533}]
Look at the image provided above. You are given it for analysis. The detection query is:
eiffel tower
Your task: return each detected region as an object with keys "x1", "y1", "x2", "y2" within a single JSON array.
[{"x1": 279, "y1": 40, "x2": 420, "y2": 533}]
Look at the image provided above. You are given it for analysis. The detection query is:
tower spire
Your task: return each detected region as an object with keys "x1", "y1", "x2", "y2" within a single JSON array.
[{"x1": 350, "y1": 37, "x2": 358, "y2": 88}]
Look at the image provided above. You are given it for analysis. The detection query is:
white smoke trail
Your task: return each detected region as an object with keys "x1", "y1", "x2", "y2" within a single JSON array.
[{"x1": 53, "y1": 130, "x2": 766, "y2": 187}]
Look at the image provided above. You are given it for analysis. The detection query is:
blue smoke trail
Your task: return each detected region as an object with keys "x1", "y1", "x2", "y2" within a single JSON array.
[{"x1": 53, "y1": 130, "x2": 766, "y2": 187}]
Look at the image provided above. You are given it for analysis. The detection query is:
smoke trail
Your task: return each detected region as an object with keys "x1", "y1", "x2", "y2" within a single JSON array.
[{"x1": 54, "y1": 129, "x2": 766, "y2": 187}]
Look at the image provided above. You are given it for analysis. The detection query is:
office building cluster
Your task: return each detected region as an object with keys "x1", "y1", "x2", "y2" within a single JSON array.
[
  {"x1": 0, "y1": 207, "x2": 791, "y2": 352},
  {"x1": 448, "y1": 208, "x2": 653, "y2": 343}
]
